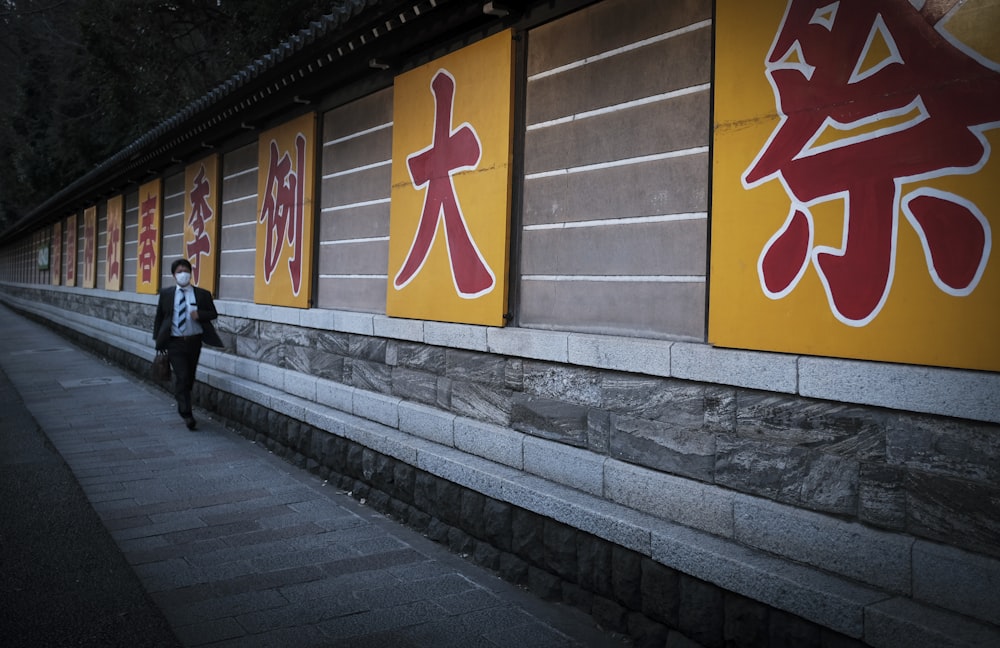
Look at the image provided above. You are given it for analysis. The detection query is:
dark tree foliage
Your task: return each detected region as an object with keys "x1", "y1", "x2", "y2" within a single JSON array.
[{"x1": 0, "y1": 0, "x2": 338, "y2": 232}]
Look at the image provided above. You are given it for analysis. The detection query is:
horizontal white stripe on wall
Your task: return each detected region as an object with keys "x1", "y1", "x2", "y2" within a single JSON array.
[
  {"x1": 163, "y1": 233, "x2": 183, "y2": 240},
  {"x1": 319, "y1": 236, "x2": 389, "y2": 246},
  {"x1": 529, "y1": 19, "x2": 712, "y2": 81},
  {"x1": 222, "y1": 221, "x2": 255, "y2": 230},
  {"x1": 522, "y1": 275, "x2": 706, "y2": 283},
  {"x1": 527, "y1": 84, "x2": 710, "y2": 131},
  {"x1": 321, "y1": 198, "x2": 391, "y2": 212},
  {"x1": 223, "y1": 167, "x2": 258, "y2": 180},
  {"x1": 221, "y1": 248, "x2": 256, "y2": 254},
  {"x1": 318, "y1": 274, "x2": 387, "y2": 280},
  {"x1": 222, "y1": 194, "x2": 256, "y2": 206},
  {"x1": 525, "y1": 147, "x2": 708, "y2": 180},
  {"x1": 523, "y1": 213, "x2": 706, "y2": 231},
  {"x1": 322, "y1": 159, "x2": 391, "y2": 179},
  {"x1": 165, "y1": 190, "x2": 184, "y2": 200},
  {"x1": 164, "y1": 212, "x2": 183, "y2": 220},
  {"x1": 324, "y1": 122, "x2": 392, "y2": 145},
  {"x1": 219, "y1": 274, "x2": 255, "y2": 279}
]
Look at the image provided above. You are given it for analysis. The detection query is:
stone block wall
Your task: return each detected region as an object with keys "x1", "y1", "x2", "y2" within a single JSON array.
[{"x1": 2, "y1": 285, "x2": 999, "y2": 648}]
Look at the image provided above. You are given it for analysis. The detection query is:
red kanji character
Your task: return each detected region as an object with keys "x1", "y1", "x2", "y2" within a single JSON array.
[
  {"x1": 259, "y1": 135, "x2": 306, "y2": 295},
  {"x1": 106, "y1": 216, "x2": 120, "y2": 282},
  {"x1": 186, "y1": 165, "x2": 214, "y2": 284},
  {"x1": 84, "y1": 216, "x2": 95, "y2": 273},
  {"x1": 744, "y1": 0, "x2": 999, "y2": 325},
  {"x1": 394, "y1": 69, "x2": 495, "y2": 298},
  {"x1": 138, "y1": 194, "x2": 158, "y2": 284}
]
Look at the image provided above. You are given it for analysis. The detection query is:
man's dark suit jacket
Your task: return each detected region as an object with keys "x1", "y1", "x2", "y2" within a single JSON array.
[{"x1": 153, "y1": 285, "x2": 224, "y2": 351}]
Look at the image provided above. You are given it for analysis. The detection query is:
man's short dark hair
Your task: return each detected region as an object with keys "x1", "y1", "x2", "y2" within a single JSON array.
[{"x1": 171, "y1": 259, "x2": 193, "y2": 274}]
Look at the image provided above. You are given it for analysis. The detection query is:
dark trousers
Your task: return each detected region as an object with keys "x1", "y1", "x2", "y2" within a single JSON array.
[{"x1": 167, "y1": 335, "x2": 203, "y2": 416}]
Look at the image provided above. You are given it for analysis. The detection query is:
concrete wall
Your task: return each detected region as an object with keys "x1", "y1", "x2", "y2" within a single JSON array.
[
  {"x1": 520, "y1": 0, "x2": 711, "y2": 339},
  {"x1": 1, "y1": 0, "x2": 999, "y2": 647}
]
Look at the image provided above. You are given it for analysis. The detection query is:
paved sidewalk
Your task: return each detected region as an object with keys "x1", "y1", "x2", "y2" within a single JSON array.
[{"x1": 0, "y1": 304, "x2": 629, "y2": 648}]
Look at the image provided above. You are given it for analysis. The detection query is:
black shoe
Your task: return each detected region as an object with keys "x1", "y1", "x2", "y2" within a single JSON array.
[{"x1": 183, "y1": 416, "x2": 197, "y2": 430}]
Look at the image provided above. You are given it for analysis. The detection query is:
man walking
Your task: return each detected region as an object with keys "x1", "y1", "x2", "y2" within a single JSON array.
[{"x1": 153, "y1": 258, "x2": 224, "y2": 429}]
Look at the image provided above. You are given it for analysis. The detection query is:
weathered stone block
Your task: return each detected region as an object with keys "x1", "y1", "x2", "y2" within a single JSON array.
[
  {"x1": 511, "y1": 393, "x2": 589, "y2": 446},
  {"x1": 735, "y1": 391, "x2": 887, "y2": 461},
  {"x1": 641, "y1": 558, "x2": 680, "y2": 627},
  {"x1": 482, "y1": 499, "x2": 512, "y2": 551},
  {"x1": 522, "y1": 360, "x2": 603, "y2": 407},
  {"x1": 543, "y1": 519, "x2": 578, "y2": 582},
  {"x1": 723, "y1": 592, "x2": 768, "y2": 648},
  {"x1": 612, "y1": 544, "x2": 643, "y2": 610},
  {"x1": 716, "y1": 435, "x2": 858, "y2": 516},
  {"x1": 390, "y1": 366, "x2": 439, "y2": 407},
  {"x1": 389, "y1": 341, "x2": 446, "y2": 373},
  {"x1": 450, "y1": 381, "x2": 512, "y2": 426},
  {"x1": 858, "y1": 463, "x2": 907, "y2": 530},
  {"x1": 446, "y1": 349, "x2": 507, "y2": 387},
  {"x1": 460, "y1": 489, "x2": 486, "y2": 540},
  {"x1": 611, "y1": 414, "x2": 715, "y2": 481},
  {"x1": 347, "y1": 334, "x2": 386, "y2": 362},
  {"x1": 905, "y1": 471, "x2": 1000, "y2": 560},
  {"x1": 678, "y1": 575, "x2": 724, "y2": 648},
  {"x1": 588, "y1": 409, "x2": 611, "y2": 454},
  {"x1": 886, "y1": 414, "x2": 1000, "y2": 483},
  {"x1": 315, "y1": 330, "x2": 350, "y2": 355},
  {"x1": 347, "y1": 358, "x2": 392, "y2": 394},
  {"x1": 512, "y1": 507, "x2": 544, "y2": 567},
  {"x1": 768, "y1": 608, "x2": 821, "y2": 648}
]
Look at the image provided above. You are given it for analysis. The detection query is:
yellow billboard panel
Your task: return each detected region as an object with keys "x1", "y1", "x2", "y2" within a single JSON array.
[
  {"x1": 137, "y1": 179, "x2": 163, "y2": 295},
  {"x1": 386, "y1": 30, "x2": 515, "y2": 326},
  {"x1": 711, "y1": 0, "x2": 1000, "y2": 371},
  {"x1": 254, "y1": 112, "x2": 316, "y2": 308},
  {"x1": 65, "y1": 214, "x2": 77, "y2": 287},
  {"x1": 105, "y1": 195, "x2": 124, "y2": 291},
  {"x1": 82, "y1": 206, "x2": 97, "y2": 289},
  {"x1": 184, "y1": 155, "x2": 221, "y2": 294},
  {"x1": 51, "y1": 221, "x2": 62, "y2": 286}
]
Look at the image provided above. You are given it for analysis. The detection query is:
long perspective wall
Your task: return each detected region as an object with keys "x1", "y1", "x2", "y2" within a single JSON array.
[{"x1": 1, "y1": 1, "x2": 998, "y2": 647}]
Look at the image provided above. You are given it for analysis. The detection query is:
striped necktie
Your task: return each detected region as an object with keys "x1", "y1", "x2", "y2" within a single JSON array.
[{"x1": 177, "y1": 289, "x2": 188, "y2": 334}]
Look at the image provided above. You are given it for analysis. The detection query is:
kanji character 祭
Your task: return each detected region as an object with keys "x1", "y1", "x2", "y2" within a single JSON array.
[
  {"x1": 259, "y1": 135, "x2": 306, "y2": 296},
  {"x1": 744, "y1": 0, "x2": 999, "y2": 325},
  {"x1": 186, "y1": 164, "x2": 213, "y2": 284},
  {"x1": 394, "y1": 69, "x2": 495, "y2": 298}
]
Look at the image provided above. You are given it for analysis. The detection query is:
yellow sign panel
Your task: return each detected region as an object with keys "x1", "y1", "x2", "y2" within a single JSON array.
[
  {"x1": 82, "y1": 206, "x2": 97, "y2": 289},
  {"x1": 51, "y1": 221, "x2": 62, "y2": 286},
  {"x1": 65, "y1": 214, "x2": 77, "y2": 287},
  {"x1": 711, "y1": 0, "x2": 1000, "y2": 371},
  {"x1": 254, "y1": 112, "x2": 316, "y2": 308},
  {"x1": 184, "y1": 155, "x2": 220, "y2": 294},
  {"x1": 386, "y1": 30, "x2": 515, "y2": 326},
  {"x1": 136, "y1": 179, "x2": 162, "y2": 295},
  {"x1": 105, "y1": 195, "x2": 124, "y2": 291}
]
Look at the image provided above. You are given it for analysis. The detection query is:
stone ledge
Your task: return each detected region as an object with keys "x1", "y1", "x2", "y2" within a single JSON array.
[{"x1": 3, "y1": 282, "x2": 997, "y2": 425}]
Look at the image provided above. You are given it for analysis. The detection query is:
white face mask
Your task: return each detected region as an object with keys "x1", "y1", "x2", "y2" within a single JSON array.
[{"x1": 175, "y1": 271, "x2": 192, "y2": 287}]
